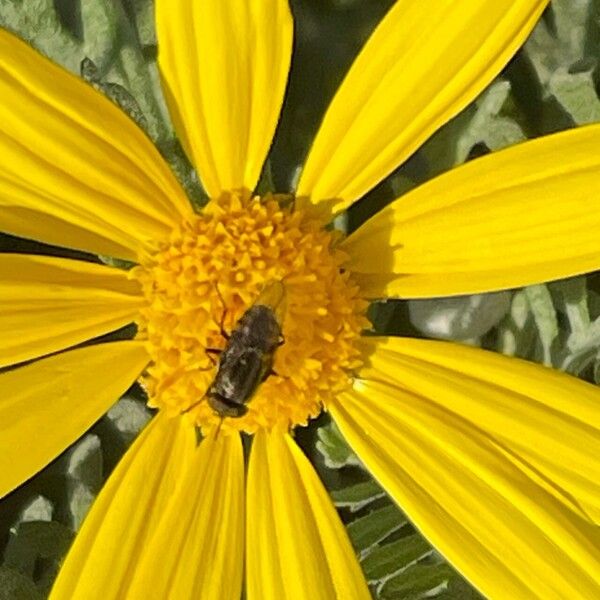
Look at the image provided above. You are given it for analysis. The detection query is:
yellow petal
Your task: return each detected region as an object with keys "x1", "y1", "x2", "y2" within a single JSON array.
[
  {"x1": 50, "y1": 415, "x2": 197, "y2": 600},
  {"x1": 0, "y1": 341, "x2": 149, "y2": 498},
  {"x1": 329, "y1": 354, "x2": 600, "y2": 598},
  {"x1": 297, "y1": 0, "x2": 548, "y2": 213},
  {"x1": 247, "y1": 430, "x2": 370, "y2": 600},
  {"x1": 343, "y1": 125, "x2": 600, "y2": 298},
  {"x1": 0, "y1": 29, "x2": 191, "y2": 260},
  {"x1": 0, "y1": 254, "x2": 143, "y2": 368},
  {"x1": 359, "y1": 336, "x2": 600, "y2": 524},
  {"x1": 126, "y1": 431, "x2": 244, "y2": 600},
  {"x1": 156, "y1": 0, "x2": 293, "y2": 197}
]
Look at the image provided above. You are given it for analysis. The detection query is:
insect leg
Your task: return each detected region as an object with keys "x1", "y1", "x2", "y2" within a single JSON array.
[
  {"x1": 214, "y1": 417, "x2": 224, "y2": 440},
  {"x1": 214, "y1": 282, "x2": 230, "y2": 340},
  {"x1": 265, "y1": 367, "x2": 290, "y2": 380},
  {"x1": 204, "y1": 347, "x2": 221, "y2": 365}
]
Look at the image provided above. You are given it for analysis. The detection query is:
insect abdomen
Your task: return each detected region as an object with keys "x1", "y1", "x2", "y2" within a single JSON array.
[{"x1": 205, "y1": 289, "x2": 284, "y2": 419}]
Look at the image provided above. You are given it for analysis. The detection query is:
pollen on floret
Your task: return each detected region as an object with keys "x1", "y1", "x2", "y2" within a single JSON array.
[{"x1": 132, "y1": 191, "x2": 368, "y2": 435}]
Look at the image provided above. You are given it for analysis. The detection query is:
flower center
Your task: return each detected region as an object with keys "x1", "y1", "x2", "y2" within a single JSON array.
[{"x1": 132, "y1": 192, "x2": 367, "y2": 434}]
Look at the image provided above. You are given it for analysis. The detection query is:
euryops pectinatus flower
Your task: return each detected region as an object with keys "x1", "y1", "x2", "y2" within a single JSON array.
[{"x1": 1, "y1": 1, "x2": 599, "y2": 598}]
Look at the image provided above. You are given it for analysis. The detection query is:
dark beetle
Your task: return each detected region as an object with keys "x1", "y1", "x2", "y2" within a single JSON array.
[{"x1": 206, "y1": 282, "x2": 285, "y2": 419}]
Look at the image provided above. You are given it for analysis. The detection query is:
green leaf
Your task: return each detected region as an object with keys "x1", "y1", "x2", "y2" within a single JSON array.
[
  {"x1": 562, "y1": 316, "x2": 600, "y2": 375},
  {"x1": 0, "y1": 0, "x2": 82, "y2": 71},
  {"x1": 408, "y1": 80, "x2": 524, "y2": 188},
  {"x1": 525, "y1": 284, "x2": 559, "y2": 365},
  {"x1": 66, "y1": 434, "x2": 103, "y2": 530},
  {"x1": 367, "y1": 300, "x2": 405, "y2": 336},
  {"x1": 455, "y1": 81, "x2": 525, "y2": 161},
  {"x1": 3, "y1": 521, "x2": 73, "y2": 594},
  {"x1": 157, "y1": 140, "x2": 207, "y2": 209},
  {"x1": 509, "y1": 289, "x2": 530, "y2": 330},
  {"x1": 554, "y1": 277, "x2": 590, "y2": 337},
  {"x1": 408, "y1": 292, "x2": 511, "y2": 341},
  {"x1": 82, "y1": 0, "x2": 170, "y2": 142},
  {"x1": 563, "y1": 345, "x2": 599, "y2": 376},
  {"x1": 496, "y1": 290, "x2": 536, "y2": 357},
  {"x1": 331, "y1": 480, "x2": 385, "y2": 512},
  {"x1": 525, "y1": 0, "x2": 594, "y2": 81},
  {"x1": 80, "y1": 0, "x2": 121, "y2": 72},
  {"x1": 97, "y1": 253, "x2": 137, "y2": 270},
  {"x1": 436, "y1": 577, "x2": 485, "y2": 600},
  {"x1": 67, "y1": 435, "x2": 103, "y2": 490},
  {"x1": 116, "y1": 41, "x2": 170, "y2": 141},
  {"x1": 593, "y1": 356, "x2": 600, "y2": 384},
  {"x1": 106, "y1": 396, "x2": 152, "y2": 443},
  {"x1": 550, "y1": 278, "x2": 600, "y2": 375},
  {"x1": 316, "y1": 421, "x2": 361, "y2": 469},
  {"x1": 255, "y1": 160, "x2": 276, "y2": 195},
  {"x1": 4, "y1": 522, "x2": 72, "y2": 570},
  {"x1": 17, "y1": 496, "x2": 53, "y2": 524},
  {"x1": 128, "y1": 0, "x2": 157, "y2": 47},
  {"x1": 362, "y1": 534, "x2": 432, "y2": 582},
  {"x1": 549, "y1": 67, "x2": 600, "y2": 125},
  {"x1": 347, "y1": 505, "x2": 407, "y2": 555},
  {"x1": 0, "y1": 567, "x2": 42, "y2": 600},
  {"x1": 81, "y1": 57, "x2": 149, "y2": 134},
  {"x1": 379, "y1": 563, "x2": 457, "y2": 600}
]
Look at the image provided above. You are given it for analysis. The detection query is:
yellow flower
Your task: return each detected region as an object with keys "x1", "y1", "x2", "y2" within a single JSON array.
[{"x1": 0, "y1": 0, "x2": 599, "y2": 598}]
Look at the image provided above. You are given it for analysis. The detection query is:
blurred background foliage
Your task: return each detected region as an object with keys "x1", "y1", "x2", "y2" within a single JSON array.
[{"x1": 0, "y1": 0, "x2": 600, "y2": 598}]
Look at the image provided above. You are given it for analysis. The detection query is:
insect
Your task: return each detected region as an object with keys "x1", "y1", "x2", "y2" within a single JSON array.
[{"x1": 198, "y1": 281, "x2": 286, "y2": 419}]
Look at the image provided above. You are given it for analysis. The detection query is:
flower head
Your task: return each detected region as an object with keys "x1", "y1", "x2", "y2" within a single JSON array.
[
  {"x1": 134, "y1": 191, "x2": 367, "y2": 433},
  {"x1": 1, "y1": 1, "x2": 600, "y2": 599}
]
